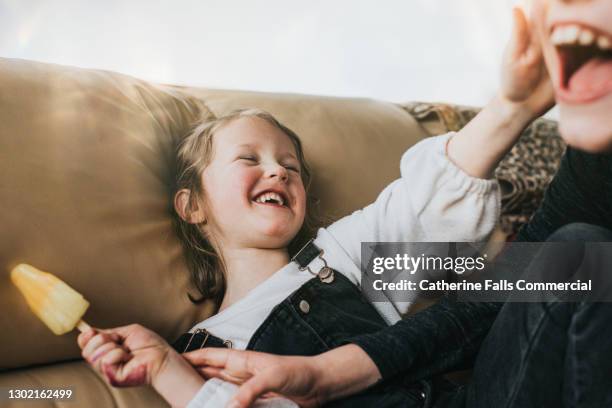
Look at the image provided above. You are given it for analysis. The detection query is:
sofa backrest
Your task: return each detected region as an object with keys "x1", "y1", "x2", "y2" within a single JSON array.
[{"x1": 0, "y1": 58, "x2": 426, "y2": 370}]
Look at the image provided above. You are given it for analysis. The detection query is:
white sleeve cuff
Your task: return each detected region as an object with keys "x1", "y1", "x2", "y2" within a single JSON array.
[
  {"x1": 187, "y1": 378, "x2": 298, "y2": 408},
  {"x1": 402, "y1": 132, "x2": 499, "y2": 196}
]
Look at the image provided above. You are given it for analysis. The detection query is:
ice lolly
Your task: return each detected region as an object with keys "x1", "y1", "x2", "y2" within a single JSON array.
[{"x1": 11, "y1": 264, "x2": 91, "y2": 335}]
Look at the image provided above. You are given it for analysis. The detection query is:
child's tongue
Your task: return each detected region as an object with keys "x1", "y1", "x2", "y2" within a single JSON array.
[{"x1": 568, "y1": 57, "x2": 612, "y2": 94}]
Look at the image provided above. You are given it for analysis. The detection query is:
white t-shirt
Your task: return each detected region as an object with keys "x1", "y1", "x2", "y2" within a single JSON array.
[{"x1": 187, "y1": 133, "x2": 500, "y2": 407}]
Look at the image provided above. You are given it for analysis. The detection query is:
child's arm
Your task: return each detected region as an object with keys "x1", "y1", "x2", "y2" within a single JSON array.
[
  {"x1": 78, "y1": 325, "x2": 205, "y2": 407},
  {"x1": 322, "y1": 6, "x2": 554, "y2": 314},
  {"x1": 447, "y1": 7, "x2": 554, "y2": 178}
]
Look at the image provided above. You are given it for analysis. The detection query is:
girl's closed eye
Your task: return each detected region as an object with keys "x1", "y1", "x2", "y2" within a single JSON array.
[
  {"x1": 238, "y1": 155, "x2": 258, "y2": 163},
  {"x1": 282, "y1": 162, "x2": 300, "y2": 173}
]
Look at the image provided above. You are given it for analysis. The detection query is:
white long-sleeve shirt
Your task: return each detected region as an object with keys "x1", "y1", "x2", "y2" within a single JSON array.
[{"x1": 187, "y1": 133, "x2": 500, "y2": 407}]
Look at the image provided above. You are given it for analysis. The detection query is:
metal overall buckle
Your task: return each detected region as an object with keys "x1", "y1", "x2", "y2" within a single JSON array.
[
  {"x1": 183, "y1": 328, "x2": 232, "y2": 353},
  {"x1": 292, "y1": 239, "x2": 335, "y2": 284}
]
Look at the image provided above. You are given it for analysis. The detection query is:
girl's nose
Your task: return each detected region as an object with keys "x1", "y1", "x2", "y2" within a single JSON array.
[{"x1": 266, "y1": 163, "x2": 288, "y2": 182}]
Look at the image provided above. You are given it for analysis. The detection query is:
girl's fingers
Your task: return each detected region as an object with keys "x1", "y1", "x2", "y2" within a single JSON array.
[
  {"x1": 110, "y1": 323, "x2": 156, "y2": 341},
  {"x1": 513, "y1": 5, "x2": 544, "y2": 65},
  {"x1": 98, "y1": 328, "x2": 124, "y2": 339},
  {"x1": 104, "y1": 357, "x2": 149, "y2": 387},
  {"x1": 510, "y1": 6, "x2": 530, "y2": 59},
  {"x1": 82, "y1": 333, "x2": 119, "y2": 360},
  {"x1": 100, "y1": 347, "x2": 130, "y2": 367},
  {"x1": 77, "y1": 327, "x2": 98, "y2": 349},
  {"x1": 90, "y1": 342, "x2": 119, "y2": 366},
  {"x1": 526, "y1": 20, "x2": 544, "y2": 64}
]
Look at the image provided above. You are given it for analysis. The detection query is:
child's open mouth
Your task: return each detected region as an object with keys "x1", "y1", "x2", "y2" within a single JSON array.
[
  {"x1": 252, "y1": 190, "x2": 288, "y2": 208},
  {"x1": 551, "y1": 23, "x2": 612, "y2": 103}
]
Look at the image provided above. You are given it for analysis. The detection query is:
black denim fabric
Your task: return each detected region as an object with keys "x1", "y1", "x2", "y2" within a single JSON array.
[
  {"x1": 463, "y1": 223, "x2": 612, "y2": 408},
  {"x1": 353, "y1": 223, "x2": 612, "y2": 407},
  {"x1": 245, "y1": 269, "x2": 387, "y2": 354},
  {"x1": 245, "y1": 270, "x2": 445, "y2": 407},
  {"x1": 174, "y1": 268, "x2": 435, "y2": 407}
]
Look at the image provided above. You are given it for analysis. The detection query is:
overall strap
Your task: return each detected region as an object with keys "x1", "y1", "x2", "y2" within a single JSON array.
[
  {"x1": 292, "y1": 238, "x2": 335, "y2": 283},
  {"x1": 172, "y1": 328, "x2": 233, "y2": 353},
  {"x1": 292, "y1": 238, "x2": 322, "y2": 267}
]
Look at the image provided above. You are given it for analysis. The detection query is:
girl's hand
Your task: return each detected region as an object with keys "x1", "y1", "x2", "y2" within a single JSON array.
[
  {"x1": 500, "y1": 6, "x2": 554, "y2": 117},
  {"x1": 446, "y1": 6, "x2": 556, "y2": 179},
  {"x1": 78, "y1": 324, "x2": 169, "y2": 387},
  {"x1": 78, "y1": 324, "x2": 205, "y2": 407},
  {"x1": 184, "y1": 344, "x2": 381, "y2": 408}
]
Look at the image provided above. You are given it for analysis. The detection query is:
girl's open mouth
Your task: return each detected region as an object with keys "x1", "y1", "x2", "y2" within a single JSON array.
[
  {"x1": 252, "y1": 190, "x2": 289, "y2": 208},
  {"x1": 551, "y1": 23, "x2": 612, "y2": 103}
]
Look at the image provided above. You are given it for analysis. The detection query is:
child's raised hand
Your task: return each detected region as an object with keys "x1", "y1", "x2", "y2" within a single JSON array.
[{"x1": 501, "y1": 6, "x2": 554, "y2": 117}]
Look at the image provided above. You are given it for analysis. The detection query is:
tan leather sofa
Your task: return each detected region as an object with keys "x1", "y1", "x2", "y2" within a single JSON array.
[
  {"x1": 0, "y1": 56, "x2": 564, "y2": 407},
  {"x1": 0, "y1": 57, "x2": 433, "y2": 407}
]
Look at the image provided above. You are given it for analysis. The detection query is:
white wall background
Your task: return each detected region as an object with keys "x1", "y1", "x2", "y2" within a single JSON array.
[{"x1": 1, "y1": 0, "x2": 523, "y2": 107}]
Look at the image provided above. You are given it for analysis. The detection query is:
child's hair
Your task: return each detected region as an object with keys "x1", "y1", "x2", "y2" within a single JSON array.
[{"x1": 174, "y1": 108, "x2": 319, "y2": 305}]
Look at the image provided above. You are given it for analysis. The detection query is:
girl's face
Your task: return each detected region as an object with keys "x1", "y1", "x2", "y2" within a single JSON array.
[
  {"x1": 533, "y1": 0, "x2": 612, "y2": 152},
  {"x1": 201, "y1": 117, "x2": 307, "y2": 250}
]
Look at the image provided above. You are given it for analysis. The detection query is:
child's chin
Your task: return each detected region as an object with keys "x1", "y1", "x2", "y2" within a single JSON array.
[
  {"x1": 559, "y1": 115, "x2": 612, "y2": 154},
  {"x1": 259, "y1": 228, "x2": 296, "y2": 246}
]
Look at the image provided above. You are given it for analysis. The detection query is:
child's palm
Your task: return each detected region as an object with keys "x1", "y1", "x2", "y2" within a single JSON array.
[{"x1": 501, "y1": 7, "x2": 554, "y2": 116}]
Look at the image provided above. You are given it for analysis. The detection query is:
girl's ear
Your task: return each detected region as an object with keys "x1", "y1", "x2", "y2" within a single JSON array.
[{"x1": 174, "y1": 189, "x2": 206, "y2": 224}]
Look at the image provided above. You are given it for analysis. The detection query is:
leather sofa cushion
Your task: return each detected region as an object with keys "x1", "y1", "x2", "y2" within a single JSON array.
[{"x1": 0, "y1": 59, "x2": 214, "y2": 370}]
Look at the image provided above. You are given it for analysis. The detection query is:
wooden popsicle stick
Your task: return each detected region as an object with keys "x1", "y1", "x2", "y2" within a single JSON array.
[{"x1": 76, "y1": 320, "x2": 92, "y2": 333}]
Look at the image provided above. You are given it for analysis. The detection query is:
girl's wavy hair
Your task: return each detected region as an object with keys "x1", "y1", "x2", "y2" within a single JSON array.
[{"x1": 174, "y1": 108, "x2": 320, "y2": 305}]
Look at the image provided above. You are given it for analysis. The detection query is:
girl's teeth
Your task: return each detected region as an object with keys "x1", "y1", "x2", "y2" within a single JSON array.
[
  {"x1": 563, "y1": 25, "x2": 580, "y2": 43},
  {"x1": 598, "y1": 36, "x2": 611, "y2": 50},
  {"x1": 578, "y1": 29, "x2": 595, "y2": 46},
  {"x1": 254, "y1": 192, "x2": 284, "y2": 205},
  {"x1": 551, "y1": 27, "x2": 565, "y2": 45},
  {"x1": 551, "y1": 25, "x2": 612, "y2": 51}
]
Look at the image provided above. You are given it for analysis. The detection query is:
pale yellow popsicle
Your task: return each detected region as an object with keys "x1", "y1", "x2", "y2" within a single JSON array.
[{"x1": 11, "y1": 264, "x2": 91, "y2": 335}]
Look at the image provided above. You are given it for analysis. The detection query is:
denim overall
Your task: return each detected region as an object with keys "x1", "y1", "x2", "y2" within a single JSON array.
[{"x1": 173, "y1": 240, "x2": 437, "y2": 407}]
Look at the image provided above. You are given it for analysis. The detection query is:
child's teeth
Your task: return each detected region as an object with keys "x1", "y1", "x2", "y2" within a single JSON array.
[
  {"x1": 578, "y1": 29, "x2": 595, "y2": 46},
  {"x1": 598, "y1": 35, "x2": 611, "y2": 50},
  {"x1": 551, "y1": 25, "x2": 580, "y2": 45},
  {"x1": 255, "y1": 192, "x2": 284, "y2": 205},
  {"x1": 551, "y1": 27, "x2": 565, "y2": 45},
  {"x1": 551, "y1": 25, "x2": 612, "y2": 50},
  {"x1": 564, "y1": 25, "x2": 580, "y2": 43}
]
